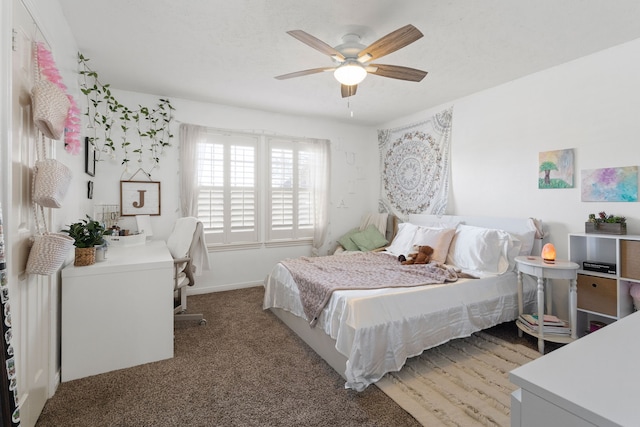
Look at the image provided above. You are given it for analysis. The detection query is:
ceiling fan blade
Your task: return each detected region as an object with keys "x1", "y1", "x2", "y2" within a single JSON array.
[
  {"x1": 357, "y1": 24, "x2": 423, "y2": 62},
  {"x1": 341, "y1": 84, "x2": 357, "y2": 98},
  {"x1": 287, "y1": 30, "x2": 346, "y2": 61},
  {"x1": 275, "y1": 67, "x2": 335, "y2": 80},
  {"x1": 368, "y1": 64, "x2": 428, "y2": 82}
]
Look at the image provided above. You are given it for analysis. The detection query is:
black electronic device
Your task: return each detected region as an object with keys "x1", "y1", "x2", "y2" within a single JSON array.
[{"x1": 582, "y1": 261, "x2": 616, "y2": 274}]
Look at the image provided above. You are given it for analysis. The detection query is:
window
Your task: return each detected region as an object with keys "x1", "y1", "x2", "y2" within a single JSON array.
[
  {"x1": 268, "y1": 138, "x2": 314, "y2": 241},
  {"x1": 197, "y1": 133, "x2": 258, "y2": 245},
  {"x1": 194, "y1": 129, "x2": 327, "y2": 247}
]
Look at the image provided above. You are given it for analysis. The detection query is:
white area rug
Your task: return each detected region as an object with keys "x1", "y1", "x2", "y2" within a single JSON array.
[{"x1": 376, "y1": 332, "x2": 540, "y2": 427}]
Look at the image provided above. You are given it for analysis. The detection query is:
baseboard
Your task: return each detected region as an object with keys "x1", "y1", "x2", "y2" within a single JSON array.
[
  {"x1": 187, "y1": 281, "x2": 263, "y2": 295},
  {"x1": 49, "y1": 369, "x2": 60, "y2": 398}
]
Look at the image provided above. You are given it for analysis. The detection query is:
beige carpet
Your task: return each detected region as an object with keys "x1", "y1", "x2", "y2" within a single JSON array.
[
  {"x1": 376, "y1": 332, "x2": 541, "y2": 427},
  {"x1": 36, "y1": 287, "x2": 422, "y2": 427},
  {"x1": 36, "y1": 286, "x2": 547, "y2": 426}
]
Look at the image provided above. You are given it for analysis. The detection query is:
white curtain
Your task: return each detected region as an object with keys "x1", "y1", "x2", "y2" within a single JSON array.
[
  {"x1": 310, "y1": 139, "x2": 330, "y2": 256},
  {"x1": 178, "y1": 124, "x2": 207, "y2": 217}
]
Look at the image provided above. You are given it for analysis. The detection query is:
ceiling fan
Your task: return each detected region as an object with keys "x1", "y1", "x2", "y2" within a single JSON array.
[{"x1": 275, "y1": 24, "x2": 428, "y2": 98}]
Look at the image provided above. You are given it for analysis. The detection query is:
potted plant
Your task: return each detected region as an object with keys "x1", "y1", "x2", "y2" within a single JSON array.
[
  {"x1": 586, "y1": 211, "x2": 627, "y2": 235},
  {"x1": 62, "y1": 216, "x2": 106, "y2": 266}
]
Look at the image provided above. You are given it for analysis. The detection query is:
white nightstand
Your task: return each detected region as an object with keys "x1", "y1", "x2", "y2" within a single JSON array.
[{"x1": 514, "y1": 255, "x2": 580, "y2": 354}]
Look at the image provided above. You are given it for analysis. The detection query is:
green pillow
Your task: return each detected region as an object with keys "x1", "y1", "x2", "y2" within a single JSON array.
[
  {"x1": 350, "y1": 225, "x2": 389, "y2": 251},
  {"x1": 337, "y1": 228, "x2": 361, "y2": 251}
]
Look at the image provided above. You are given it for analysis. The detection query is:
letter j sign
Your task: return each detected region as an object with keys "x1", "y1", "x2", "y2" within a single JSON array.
[{"x1": 120, "y1": 181, "x2": 161, "y2": 216}]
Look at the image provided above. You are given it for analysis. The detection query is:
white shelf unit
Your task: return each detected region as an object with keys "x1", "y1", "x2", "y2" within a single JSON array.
[{"x1": 568, "y1": 233, "x2": 638, "y2": 336}]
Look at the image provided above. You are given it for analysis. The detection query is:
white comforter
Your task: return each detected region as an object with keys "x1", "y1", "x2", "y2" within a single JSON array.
[{"x1": 264, "y1": 262, "x2": 536, "y2": 391}]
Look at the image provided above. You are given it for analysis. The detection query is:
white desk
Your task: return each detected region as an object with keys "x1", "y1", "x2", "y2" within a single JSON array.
[
  {"x1": 510, "y1": 311, "x2": 640, "y2": 427},
  {"x1": 515, "y1": 256, "x2": 579, "y2": 354},
  {"x1": 61, "y1": 241, "x2": 174, "y2": 382}
]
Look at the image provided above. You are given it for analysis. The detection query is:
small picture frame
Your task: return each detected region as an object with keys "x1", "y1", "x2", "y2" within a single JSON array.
[
  {"x1": 120, "y1": 181, "x2": 161, "y2": 216},
  {"x1": 85, "y1": 137, "x2": 96, "y2": 177},
  {"x1": 87, "y1": 181, "x2": 94, "y2": 199}
]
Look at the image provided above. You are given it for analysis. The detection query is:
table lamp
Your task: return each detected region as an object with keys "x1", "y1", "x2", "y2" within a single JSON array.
[{"x1": 541, "y1": 243, "x2": 556, "y2": 264}]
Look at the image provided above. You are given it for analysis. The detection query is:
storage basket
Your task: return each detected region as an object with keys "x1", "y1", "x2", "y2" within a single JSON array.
[
  {"x1": 31, "y1": 78, "x2": 70, "y2": 141},
  {"x1": 103, "y1": 232, "x2": 146, "y2": 247},
  {"x1": 33, "y1": 158, "x2": 72, "y2": 208},
  {"x1": 26, "y1": 232, "x2": 74, "y2": 275},
  {"x1": 74, "y1": 247, "x2": 96, "y2": 266},
  {"x1": 25, "y1": 178, "x2": 73, "y2": 275}
]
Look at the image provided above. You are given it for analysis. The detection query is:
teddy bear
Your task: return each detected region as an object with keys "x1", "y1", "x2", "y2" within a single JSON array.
[{"x1": 399, "y1": 245, "x2": 434, "y2": 265}]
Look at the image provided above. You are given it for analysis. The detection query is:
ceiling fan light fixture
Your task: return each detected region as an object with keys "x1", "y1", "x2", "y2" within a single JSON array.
[{"x1": 334, "y1": 63, "x2": 367, "y2": 86}]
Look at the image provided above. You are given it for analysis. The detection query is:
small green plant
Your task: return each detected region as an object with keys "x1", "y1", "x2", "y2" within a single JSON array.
[
  {"x1": 61, "y1": 216, "x2": 107, "y2": 248},
  {"x1": 588, "y1": 211, "x2": 626, "y2": 224}
]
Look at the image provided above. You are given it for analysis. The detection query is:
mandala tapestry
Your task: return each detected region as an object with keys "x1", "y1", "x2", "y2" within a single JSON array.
[{"x1": 378, "y1": 107, "x2": 453, "y2": 220}]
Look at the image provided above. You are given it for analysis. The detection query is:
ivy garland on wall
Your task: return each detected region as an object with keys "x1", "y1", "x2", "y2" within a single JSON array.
[{"x1": 78, "y1": 53, "x2": 175, "y2": 175}]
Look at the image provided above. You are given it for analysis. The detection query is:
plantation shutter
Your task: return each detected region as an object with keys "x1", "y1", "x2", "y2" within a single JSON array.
[
  {"x1": 268, "y1": 138, "x2": 314, "y2": 240},
  {"x1": 197, "y1": 132, "x2": 258, "y2": 244}
]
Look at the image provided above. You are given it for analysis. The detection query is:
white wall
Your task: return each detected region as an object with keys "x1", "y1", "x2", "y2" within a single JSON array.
[
  {"x1": 29, "y1": 0, "x2": 640, "y2": 314},
  {"x1": 26, "y1": 0, "x2": 87, "y2": 232},
  {"x1": 381, "y1": 38, "x2": 640, "y2": 316},
  {"x1": 385, "y1": 38, "x2": 640, "y2": 257},
  {"x1": 90, "y1": 90, "x2": 378, "y2": 292}
]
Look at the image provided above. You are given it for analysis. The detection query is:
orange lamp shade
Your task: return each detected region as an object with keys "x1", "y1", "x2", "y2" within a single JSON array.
[{"x1": 541, "y1": 243, "x2": 556, "y2": 264}]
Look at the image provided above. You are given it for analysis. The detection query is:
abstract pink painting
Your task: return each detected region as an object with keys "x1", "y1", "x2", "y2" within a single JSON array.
[{"x1": 581, "y1": 166, "x2": 638, "y2": 202}]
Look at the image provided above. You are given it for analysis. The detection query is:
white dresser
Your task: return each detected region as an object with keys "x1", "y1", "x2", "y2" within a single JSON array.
[
  {"x1": 510, "y1": 310, "x2": 639, "y2": 427},
  {"x1": 61, "y1": 241, "x2": 174, "y2": 381}
]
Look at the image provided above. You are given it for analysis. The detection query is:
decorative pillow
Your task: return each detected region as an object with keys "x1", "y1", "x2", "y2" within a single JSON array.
[
  {"x1": 446, "y1": 224, "x2": 521, "y2": 274},
  {"x1": 337, "y1": 228, "x2": 361, "y2": 252},
  {"x1": 410, "y1": 227, "x2": 456, "y2": 264},
  {"x1": 509, "y1": 220, "x2": 538, "y2": 256},
  {"x1": 350, "y1": 225, "x2": 389, "y2": 251},
  {"x1": 509, "y1": 230, "x2": 536, "y2": 256},
  {"x1": 499, "y1": 235, "x2": 523, "y2": 273},
  {"x1": 385, "y1": 222, "x2": 419, "y2": 255}
]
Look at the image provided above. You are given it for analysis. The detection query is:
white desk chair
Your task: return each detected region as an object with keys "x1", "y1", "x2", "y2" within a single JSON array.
[{"x1": 167, "y1": 217, "x2": 207, "y2": 325}]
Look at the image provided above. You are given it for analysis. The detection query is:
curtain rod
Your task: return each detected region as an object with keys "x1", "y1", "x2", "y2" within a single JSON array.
[{"x1": 176, "y1": 121, "x2": 327, "y2": 142}]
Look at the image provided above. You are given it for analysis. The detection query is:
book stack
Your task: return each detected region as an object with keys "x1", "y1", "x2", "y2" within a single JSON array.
[{"x1": 517, "y1": 313, "x2": 571, "y2": 335}]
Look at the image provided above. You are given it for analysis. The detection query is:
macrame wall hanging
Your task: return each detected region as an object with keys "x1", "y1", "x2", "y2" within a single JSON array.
[{"x1": 377, "y1": 107, "x2": 453, "y2": 220}]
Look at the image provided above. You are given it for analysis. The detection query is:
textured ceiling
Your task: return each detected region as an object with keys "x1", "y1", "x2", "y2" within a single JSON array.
[{"x1": 57, "y1": 0, "x2": 640, "y2": 126}]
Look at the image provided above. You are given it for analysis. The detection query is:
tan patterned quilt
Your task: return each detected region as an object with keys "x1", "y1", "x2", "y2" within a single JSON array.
[{"x1": 280, "y1": 252, "x2": 465, "y2": 327}]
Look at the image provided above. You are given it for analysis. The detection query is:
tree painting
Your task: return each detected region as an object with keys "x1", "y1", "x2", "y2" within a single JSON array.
[
  {"x1": 540, "y1": 161, "x2": 558, "y2": 186},
  {"x1": 538, "y1": 149, "x2": 574, "y2": 189}
]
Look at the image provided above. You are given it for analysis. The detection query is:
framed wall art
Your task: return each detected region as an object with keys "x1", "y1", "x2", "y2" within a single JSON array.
[
  {"x1": 581, "y1": 166, "x2": 638, "y2": 202},
  {"x1": 120, "y1": 181, "x2": 161, "y2": 216},
  {"x1": 538, "y1": 148, "x2": 574, "y2": 189},
  {"x1": 85, "y1": 137, "x2": 96, "y2": 177}
]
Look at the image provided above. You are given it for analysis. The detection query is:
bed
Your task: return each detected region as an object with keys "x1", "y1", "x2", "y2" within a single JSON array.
[{"x1": 263, "y1": 214, "x2": 543, "y2": 391}]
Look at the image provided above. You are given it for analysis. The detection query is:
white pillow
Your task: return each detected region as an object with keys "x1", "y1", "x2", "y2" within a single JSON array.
[
  {"x1": 411, "y1": 219, "x2": 462, "y2": 229},
  {"x1": 446, "y1": 224, "x2": 522, "y2": 274},
  {"x1": 498, "y1": 234, "x2": 523, "y2": 273},
  {"x1": 508, "y1": 219, "x2": 538, "y2": 256},
  {"x1": 386, "y1": 222, "x2": 419, "y2": 256},
  {"x1": 410, "y1": 227, "x2": 456, "y2": 264},
  {"x1": 509, "y1": 229, "x2": 536, "y2": 256}
]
